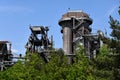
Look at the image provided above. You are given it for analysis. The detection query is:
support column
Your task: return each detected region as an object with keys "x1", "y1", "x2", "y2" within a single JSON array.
[{"x1": 63, "y1": 27, "x2": 73, "y2": 63}]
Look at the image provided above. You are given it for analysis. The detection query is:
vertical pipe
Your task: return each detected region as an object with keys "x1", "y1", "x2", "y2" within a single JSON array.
[
  {"x1": 63, "y1": 27, "x2": 73, "y2": 63},
  {"x1": 63, "y1": 27, "x2": 72, "y2": 55}
]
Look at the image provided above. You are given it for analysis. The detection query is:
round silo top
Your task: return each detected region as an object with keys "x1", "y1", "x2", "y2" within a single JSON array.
[
  {"x1": 62, "y1": 10, "x2": 89, "y2": 19},
  {"x1": 58, "y1": 10, "x2": 92, "y2": 26}
]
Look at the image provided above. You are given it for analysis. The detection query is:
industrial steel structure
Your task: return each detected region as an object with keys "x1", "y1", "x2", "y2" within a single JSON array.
[
  {"x1": 25, "y1": 26, "x2": 53, "y2": 62},
  {"x1": 59, "y1": 10, "x2": 103, "y2": 63},
  {"x1": 0, "y1": 41, "x2": 23, "y2": 71},
  {"x1": 0, "y1": 10, "x2": 104, "y2": 70},
  {"x1": 0, "y1": 41, "x2": 13, "y2": 71}
]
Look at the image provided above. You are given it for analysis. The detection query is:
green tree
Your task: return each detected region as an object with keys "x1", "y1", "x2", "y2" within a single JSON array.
[
  {"x1": 0, "y1": 47, "x2": 94, "y2": 80},
  {"x1": 109, "y1": 15, "x2": 120, "y2": 53},
  {"x1": 91, "y1": 44, "x2": 115, "y2": 80},
  {"x1": 0, "y1": 52, "x2": 45, "y2": 80},
  {"x1": 93, "y1": 7, "x2": 120, "y2": 80},
  {"x1": 108, "y1": 7, "x2": 120, "y2": 80},
  {"x1": 40, "y1": 46, "x2": 94, "y2": 80}
]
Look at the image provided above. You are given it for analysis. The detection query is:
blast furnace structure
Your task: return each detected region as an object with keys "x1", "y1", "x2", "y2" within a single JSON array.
[{"x1": 59, "y1": 10, "x2": 103, "y2": 62}]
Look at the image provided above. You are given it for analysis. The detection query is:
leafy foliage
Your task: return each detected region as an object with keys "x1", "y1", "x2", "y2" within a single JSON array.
[
  {"x1": 92, "y1": 6, "x2": 120, "y2": 80},
  {"x1": 0, "y1": 46, "x2": 94, "y2": 80},
  {"x1": 91, "y1": 45, "x2": 115, "y2": 80}
]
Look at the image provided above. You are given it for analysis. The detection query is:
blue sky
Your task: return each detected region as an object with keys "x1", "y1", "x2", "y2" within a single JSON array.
[{"x1": 0, "y1": 0, "x2": 119, "y2": 55}]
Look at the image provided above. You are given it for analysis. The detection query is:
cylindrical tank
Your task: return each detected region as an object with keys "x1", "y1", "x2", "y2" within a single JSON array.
[{"x1": 63, "y1": 27, "x2": 73, "y2": 55}]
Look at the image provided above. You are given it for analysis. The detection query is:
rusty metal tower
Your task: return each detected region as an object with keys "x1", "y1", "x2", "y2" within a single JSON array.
[
  {"x1": 58, "y1": 10, "x2": 93, "y2": 62},
  {"x1": 25, "y1": 26, "x2": 53, "y2": 62}
]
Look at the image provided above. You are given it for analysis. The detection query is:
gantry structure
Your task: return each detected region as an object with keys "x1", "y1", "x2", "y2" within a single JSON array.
[{"x1": 25, "y1": 26, "x2": 53, "y2": 62}]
